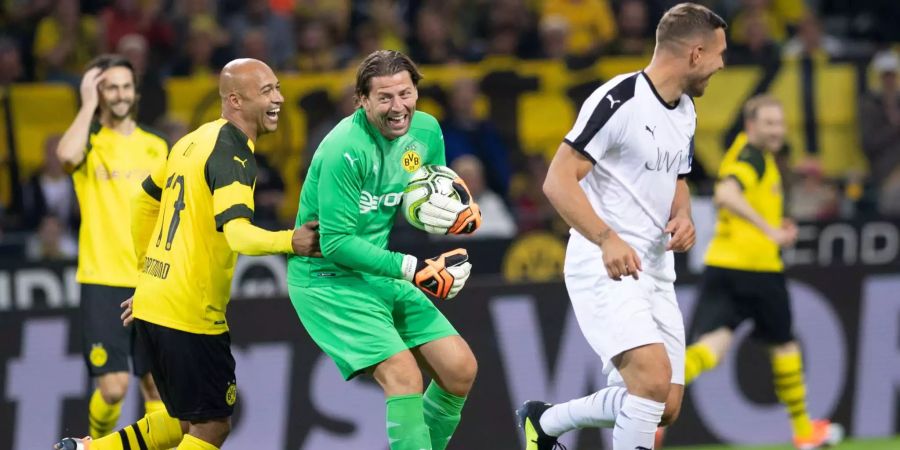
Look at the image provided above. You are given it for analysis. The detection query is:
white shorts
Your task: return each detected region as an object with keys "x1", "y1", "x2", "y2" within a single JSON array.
[{"x1": 564, "y1": 269, "x2": 685, "y2": 386}]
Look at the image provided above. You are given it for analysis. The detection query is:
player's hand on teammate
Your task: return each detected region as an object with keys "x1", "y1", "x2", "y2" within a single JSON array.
[
  {"x1": 665, "y1": 214, "x2": 695, "y2": 252},
  {"x1": 292, "y1": 220, "x2": 322, "y2": 257},
  {"x1": 767, "y1": 219, "x2": 798, "y2": 247},
  {"x1": 403, "y1": 249, "x2": 472, "y2": 300},
  {"x1": 600, "y1": 231, "x2": 642, "y2": 281},
  {"x1": 79, "y1": 67, "x2": 105, "y2": 111},
  {"x1": 120, "y1": 297, "x2": 134, "y2": 326},
  {"x1": 418, "y1": 194, "x2": 482, "y2": 235}
]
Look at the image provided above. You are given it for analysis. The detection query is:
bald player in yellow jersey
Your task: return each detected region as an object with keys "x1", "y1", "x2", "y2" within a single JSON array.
[
  {"x1": 54, "y1": 59, "x2": 320, "y2": 450},
  {"x1": 682, "y1": 95, "x2": 843, "y2": 449},
  {"x1": 56, "y1": 54, "x2": 172, "y2": 440}
]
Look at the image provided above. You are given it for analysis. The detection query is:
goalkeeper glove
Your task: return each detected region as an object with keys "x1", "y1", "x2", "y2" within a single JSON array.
[
  {"x1": 401, "y1": 249, "x2": 472, "y2": 300},
  {"x1": 418, "y1": 179, "x2": 482, "y2": 235}
]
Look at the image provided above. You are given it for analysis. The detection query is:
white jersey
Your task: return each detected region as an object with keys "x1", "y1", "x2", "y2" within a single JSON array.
[{"x1": 563, "y1": 71, "x2": 696, "y2": 282}]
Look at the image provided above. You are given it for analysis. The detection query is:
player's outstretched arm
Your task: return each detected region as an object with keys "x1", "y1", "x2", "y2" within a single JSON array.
[
  {"x1": 57, "y1": 67, "x2": 104, "y2": 171},
  {"x1": 713, "y1": 177, "x2": 796, "y2": 246},
  {"x1": 314, "y1": 146, "x2": 410, "y2": 278},
  {"x1": 222, "y1": 218, "x2": 322, "y2": 257},
  {"x1": 544, "y1": 142, "x2": 641, "y2": 280}
]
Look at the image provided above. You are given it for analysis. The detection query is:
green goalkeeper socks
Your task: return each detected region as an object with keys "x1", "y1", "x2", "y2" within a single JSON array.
[
  {"x1": 423, "y1": 382, "x2": 467, "y2": 450},
  {"x1": 386, "y1": 394, "x2": 432, "y2": 450}
]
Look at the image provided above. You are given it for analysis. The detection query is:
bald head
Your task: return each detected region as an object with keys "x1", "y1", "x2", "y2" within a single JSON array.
[
  {"x1": 219, "y1": 58, "x2": 273, "y2": 99},
  {"x1": 219, "y1": 58, "x2": 283, "y2": 140}
]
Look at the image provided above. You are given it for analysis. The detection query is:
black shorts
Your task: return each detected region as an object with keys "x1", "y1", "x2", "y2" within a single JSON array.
[
  {"x1": 81, "y1": 283, "x2": 151, "y2": 377},
  {"x1": 134, "y1": 319, "x2": 236, "y2": 421},
  {"x1": 689, "y1": 266, "x2": 794, "y2": 345}
]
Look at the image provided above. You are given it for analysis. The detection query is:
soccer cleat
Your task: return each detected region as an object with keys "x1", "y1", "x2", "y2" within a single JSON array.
[
  {"x1": 53, "y1": 437, "x2": 91, "y2": 450},
  {"x1": 793, "y1": 420, "x2": 844, "y2": 449},
  {"x1": 516, "y1": 401, "x2": 567, "y2": 450}
]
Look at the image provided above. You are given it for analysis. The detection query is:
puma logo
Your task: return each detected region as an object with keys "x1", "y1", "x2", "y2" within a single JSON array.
[
  {"x1": 605, "y1": 94, "x2": 622, "y2": 108},
  {"x1": 233, "y1": 156, "x2": 248, "y2": 168},
  {"x1": 645, "y1": 125, "x2": 656, "y2": 138},
  {"x1": 343, "y1": 152, "x2": 359, "y2": 166}
]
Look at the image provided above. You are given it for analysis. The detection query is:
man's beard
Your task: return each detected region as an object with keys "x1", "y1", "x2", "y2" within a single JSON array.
[
  {"x1": 107, "y1": 100, "x2": 134, "y2": 120},
  {"x1": 685, "y1": 73, "x2": 711, "y2": 98}
]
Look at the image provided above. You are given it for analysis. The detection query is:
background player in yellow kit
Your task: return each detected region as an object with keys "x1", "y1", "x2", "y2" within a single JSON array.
[
  {"x1": 683, "y1": 94, "x2": 843, "y2": 449},
  {"x1": 56, "y1": 54, "x2": 172, "y2": 439},
  {"x1": 54, "y1": 58, "x2": 321, "y2": 450}
]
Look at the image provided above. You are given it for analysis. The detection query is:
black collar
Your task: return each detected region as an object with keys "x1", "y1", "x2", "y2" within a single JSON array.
[{"x1": 641, "y1": 71, "x2": 679, "y2": 110}]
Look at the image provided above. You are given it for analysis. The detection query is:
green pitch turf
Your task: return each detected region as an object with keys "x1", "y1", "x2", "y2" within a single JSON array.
[{"x1": 667, "y1": 436, "x2": 900, "y2": 450}]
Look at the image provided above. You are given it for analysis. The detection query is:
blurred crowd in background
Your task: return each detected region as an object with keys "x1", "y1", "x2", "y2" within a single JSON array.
[{"x1": 1, "y1": 0, "x2": 900, "y2": 262}]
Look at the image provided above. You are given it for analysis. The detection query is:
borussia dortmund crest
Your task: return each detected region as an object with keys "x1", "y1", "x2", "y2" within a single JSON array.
[
  {"x1": 89, "y1": 343, "x2": 108, "y2": 367},
  {"x1": 401, "y1": 148, "x2": 421, "y2": 173},
  {"x1": 225, "y1": 381, "x2": 237, "y2": 406}
]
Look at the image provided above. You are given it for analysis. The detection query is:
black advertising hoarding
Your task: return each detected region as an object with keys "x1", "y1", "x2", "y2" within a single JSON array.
[{"x1": 1, "y1": 219, "x2": 899, "y2": 449}]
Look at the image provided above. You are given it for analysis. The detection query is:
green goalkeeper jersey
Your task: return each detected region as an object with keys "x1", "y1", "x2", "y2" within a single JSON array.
[{"x1": 287, "y1": 108, "x2": 446, "y2": 286}]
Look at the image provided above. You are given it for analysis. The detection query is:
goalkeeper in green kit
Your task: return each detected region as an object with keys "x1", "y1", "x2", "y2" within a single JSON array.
[{"x1": 287, "y1": 50, "x2": 482, "y2": 450}]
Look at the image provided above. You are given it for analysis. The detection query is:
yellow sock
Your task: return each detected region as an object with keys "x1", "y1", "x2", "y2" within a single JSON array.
[
  {"x1": 684, "y1": 342, "x2": 719, "y2": 385},
  {"x1": 89, "y1": 389, "x2": 123, "y2": 439},
  {"x1": 772, "y1": 351, "x2": 813, "y2": 438},
  {"x1": 176, "y1": 434, "x2": 219, "y2": 450},
  {"x1": 145, "y1": 400, "x2": 167, "y2": 416},
  {"x1": 90, "y1": 410, "x2": 183, "y2": 450}
]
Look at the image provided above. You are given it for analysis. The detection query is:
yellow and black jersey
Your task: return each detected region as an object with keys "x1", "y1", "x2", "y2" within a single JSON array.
[
  {"x1": 72, "y1": 122, "x2": 168, "y2": 287},
  {"x1": 133, "y1": 118, "x2": 257, "y2": 335},
  {"x1": 705, "y1": 134, "x2": 784, "y2": 272}
]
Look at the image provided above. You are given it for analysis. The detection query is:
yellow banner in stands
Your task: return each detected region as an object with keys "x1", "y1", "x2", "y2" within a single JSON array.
[{"x1": 1, "y1": 58, "x2": 865, "y2": 217}]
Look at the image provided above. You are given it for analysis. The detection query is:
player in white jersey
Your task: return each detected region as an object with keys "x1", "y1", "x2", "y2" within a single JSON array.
[{"x1": 517, "y1": 3, "x2": 727, "y2": 450}]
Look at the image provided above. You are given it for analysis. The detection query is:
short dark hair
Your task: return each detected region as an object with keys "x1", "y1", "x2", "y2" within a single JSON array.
[
  {"x1": 85, "y1": 54, "x2": 137, "y2": 84},
  {"x1": 656, "y1": 3, "x2": 727, "y2": 49},
  {"x1": 355, "y1": 50, "x2": 422, "y2": 98}
]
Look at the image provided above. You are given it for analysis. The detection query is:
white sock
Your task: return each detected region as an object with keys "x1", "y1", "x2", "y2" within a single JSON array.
[
  {"x1": 613, "y1": 395, "x2": 664, "y2": 450},
  {"x1": 539, "y1": 386, "x2": 628, "y2": 436}
]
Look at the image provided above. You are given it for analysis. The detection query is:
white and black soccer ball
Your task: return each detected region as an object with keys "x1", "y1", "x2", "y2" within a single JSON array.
[{"x1": 402, "y1": 164, "x2": 469, "y2": 231}]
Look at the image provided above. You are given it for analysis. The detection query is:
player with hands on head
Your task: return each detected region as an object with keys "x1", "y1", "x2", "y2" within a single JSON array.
[
  {"x1": 56, "y1": 54, "x2": 174, "y2": 442},
  {"x1": 55, "y1": 58, "x2": 321, "y2": 450}
]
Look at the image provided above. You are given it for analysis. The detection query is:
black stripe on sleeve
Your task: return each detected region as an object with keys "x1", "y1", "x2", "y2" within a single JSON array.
[
  {"x1": 738, "y1": 145, "x2": 766, "y2": 180},
  {"x1": 567, "y1": 73, "x2": 638, "y2": 156},
  {"x1": 563, "y1": 138, "x2": 597, "y2": 164},
  {"x1": 215, "y1": 204, "x2": 254, "y2": 231},
  {"x1": 204, "y1": 122, "x2": 257, "y2": 193},
  {"x1": 141, "y1": 176, "x2": 163, "y2": 201},
  {"x1": 724, "y1": 174, "x2": 745, "y2": 191}
]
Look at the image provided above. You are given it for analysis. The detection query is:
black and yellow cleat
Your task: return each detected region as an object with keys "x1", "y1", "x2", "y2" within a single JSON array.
[{"x1": 516, "y1": 401, "x2": 567, "y2": 450}]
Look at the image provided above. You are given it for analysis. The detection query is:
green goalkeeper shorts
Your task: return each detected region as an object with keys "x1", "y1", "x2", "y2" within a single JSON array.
[{"x1": 288, "y1": 276, "x2": 458, "y2": 380}]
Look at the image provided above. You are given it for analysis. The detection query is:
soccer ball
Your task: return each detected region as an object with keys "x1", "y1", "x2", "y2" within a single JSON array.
[{"x1": 402, "y1": 165, "x2": 467, "y2": 232}]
